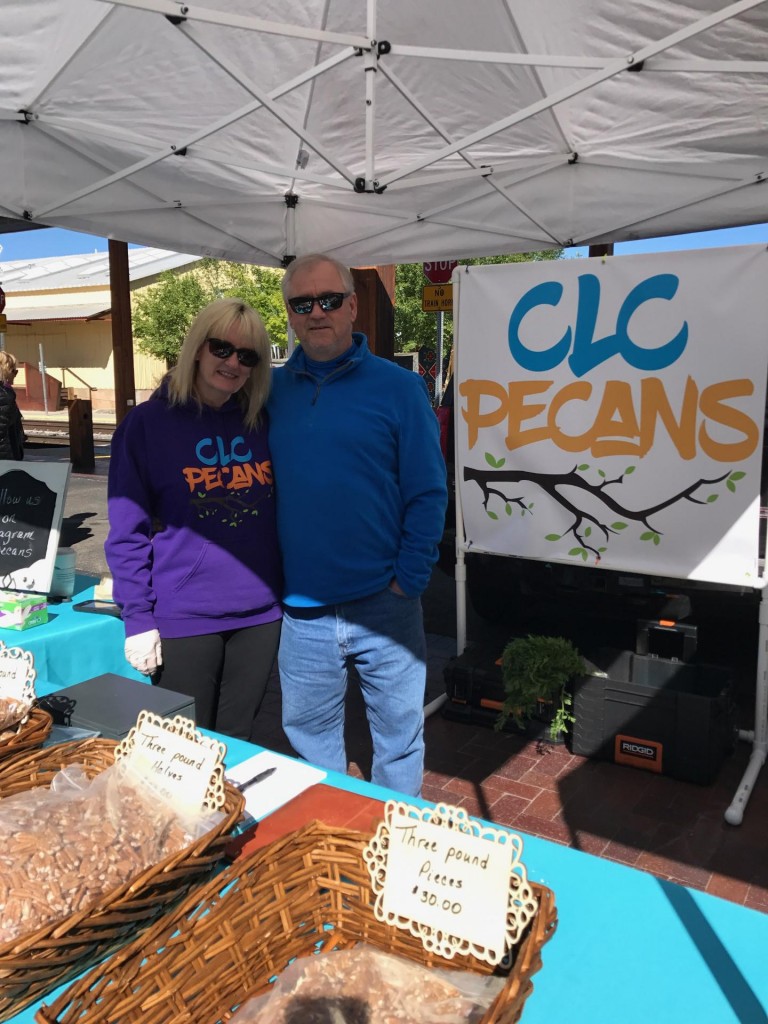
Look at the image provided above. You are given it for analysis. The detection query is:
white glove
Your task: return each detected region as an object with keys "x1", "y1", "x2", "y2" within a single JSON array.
[{"x1": 124, "y1": 629, "x2": 163, "y2": 675}]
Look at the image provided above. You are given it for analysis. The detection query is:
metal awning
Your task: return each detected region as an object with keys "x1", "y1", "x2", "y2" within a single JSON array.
[{"x1": 5, "y1": 304, "x2": 111, "y2": 323}]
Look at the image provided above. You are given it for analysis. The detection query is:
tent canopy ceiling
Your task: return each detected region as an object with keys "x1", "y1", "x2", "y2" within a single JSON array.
[{"x1": 1, "y1": 0, "x2": 767, "y2": 268}]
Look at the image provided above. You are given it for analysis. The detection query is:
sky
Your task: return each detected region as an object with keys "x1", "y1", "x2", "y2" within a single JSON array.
[{"x1": 0, "y1": 222, "x2": 767, "y2": 263}]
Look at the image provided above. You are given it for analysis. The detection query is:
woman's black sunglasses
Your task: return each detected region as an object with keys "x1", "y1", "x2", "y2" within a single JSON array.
[
  {"x1": 206, "y1": 338, "x2": 261, "y2": 368},
  {"x1": 287, "y1": 292, "x2": 350, "y2": 315}
]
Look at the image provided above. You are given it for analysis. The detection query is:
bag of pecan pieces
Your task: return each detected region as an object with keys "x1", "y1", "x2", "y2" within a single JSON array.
[{"x1": 0, "y1": 758, "x2": 225, "y2": 944}]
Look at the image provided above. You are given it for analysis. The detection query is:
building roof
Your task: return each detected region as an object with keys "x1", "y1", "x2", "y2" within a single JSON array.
[
  {"x1": 0, "y1": 247, "x2": 200, "y2": 294},
  {"x1": 6, "y1": 303, "x2": 111, "y2": 323}
]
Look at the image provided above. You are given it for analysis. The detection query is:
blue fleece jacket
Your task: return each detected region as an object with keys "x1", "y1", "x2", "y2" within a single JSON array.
[
  {"x1": 106, "y1": 387, "x2": 282, "y2": 638},
  {"x1": 268, "y1": 334, "x2": 448, "y2": 606}
]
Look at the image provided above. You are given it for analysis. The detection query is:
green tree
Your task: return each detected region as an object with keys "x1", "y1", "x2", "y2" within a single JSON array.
[
  {"x1": 132, "y1": 270, "x2": 210, "y2": 365},
  {"x1": 394, "y1": 249, "x2": 563, "y2": 354},
  {"x1": 132, "y1": 258, "x2": 288, "y2": 366}
]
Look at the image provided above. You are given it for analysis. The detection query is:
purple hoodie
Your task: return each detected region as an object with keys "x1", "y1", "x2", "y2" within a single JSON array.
[{"x1": 106, "y1": 387, "x2": 282, "y2": 639}]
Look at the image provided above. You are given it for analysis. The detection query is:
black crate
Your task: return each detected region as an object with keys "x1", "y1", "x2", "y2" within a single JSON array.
[
  {"x1": 636, "y1": 619, "x2": 698, "y2": 662},
  {"x1": 570, "y1": 648, "x2": 736, "y2": 784},
  {"x1": 443, "y1": 645, "x2": 505, "y2": 708},
  {"x1": 442, "y1": 644, "x2": 558, "y2": 738},
  {"x1": 37, "y1": 673, "x2": 196, "y2": 740}
]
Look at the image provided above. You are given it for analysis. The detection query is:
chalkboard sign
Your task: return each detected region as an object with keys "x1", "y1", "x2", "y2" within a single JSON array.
[{"x1": 0, "y1": 462, "x2": 71, "y2": 594}]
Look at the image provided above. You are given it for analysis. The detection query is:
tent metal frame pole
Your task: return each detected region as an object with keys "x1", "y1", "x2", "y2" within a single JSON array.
[
  {"x1": 453, "y1": 269, "x2": 468, "y2": 657},
  {"x1": 379, "y1": 0, "x2": 766, "y2": 190},
  {"x1": 363, "y1": 0, "x2": 377, "y2": 188},
  {"x1": 34, "y1": 46, "x2": 356, "y2": 220},
  {"x1": 100, "y1": 0, "x2": 368, "y2": 49}
]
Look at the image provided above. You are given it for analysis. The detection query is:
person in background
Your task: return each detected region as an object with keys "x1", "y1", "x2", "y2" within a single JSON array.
[
  {"x1": 105, "y1": 298, "x2": 282, "y2": 740},
  {"x1": 269, "y1": 253, "x2": 448, "y2": 797},
  {"x1": 0, "y1": 351, "x2": 25, "y2": 461}
]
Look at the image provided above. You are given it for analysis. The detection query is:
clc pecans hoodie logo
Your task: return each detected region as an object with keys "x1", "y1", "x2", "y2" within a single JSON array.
[{"x1": 181, "y1": 435, "x2": 273, "y2": 495}]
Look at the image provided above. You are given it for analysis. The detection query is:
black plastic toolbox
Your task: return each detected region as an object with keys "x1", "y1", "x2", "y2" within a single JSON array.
[{"x1": 570, "y1": 647, "x2": 736, "y2": 784}]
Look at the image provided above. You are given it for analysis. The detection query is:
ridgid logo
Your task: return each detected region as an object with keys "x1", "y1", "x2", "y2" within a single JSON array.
[
  {"x1": 615, "y1": 734, "x2": 663, "y2": 773},
  {"x1": 620, "y1": 740, "x2": 657, "y2": 761}
]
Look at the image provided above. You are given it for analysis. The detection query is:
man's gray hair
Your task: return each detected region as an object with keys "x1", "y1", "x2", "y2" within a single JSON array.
[{"x1": 282, "y1": 254, "x2": 355, "y2": 298}]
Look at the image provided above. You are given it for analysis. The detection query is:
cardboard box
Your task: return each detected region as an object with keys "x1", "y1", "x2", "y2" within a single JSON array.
[
  {"x1": 0, "y1": 590, "x2": 48, "y2": 631},
  {"x1": 37, "y1": 673, "x2": 195, "y2": 740}
]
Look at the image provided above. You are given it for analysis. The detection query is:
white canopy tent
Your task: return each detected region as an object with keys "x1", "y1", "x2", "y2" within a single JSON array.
[
  {"x1": 2, "y1": 0, "x2": 768, "y2": 824},
  {"x1": 0, "y1": 0, "x2": 767, "y2": 266}
]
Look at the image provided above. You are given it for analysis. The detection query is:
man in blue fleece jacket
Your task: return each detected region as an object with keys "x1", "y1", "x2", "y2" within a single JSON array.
[{"x1": 269, "y1": 253, "x2": 448, "y2": 796}]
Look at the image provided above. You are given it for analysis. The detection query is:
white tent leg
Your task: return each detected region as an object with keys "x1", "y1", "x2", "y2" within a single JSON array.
[
  {"x1": 724, "y1": 584, "x2": 768, "y2": 825},
  {"x1": 456, "y1": 545, "x2": 467, "y2": 657}
]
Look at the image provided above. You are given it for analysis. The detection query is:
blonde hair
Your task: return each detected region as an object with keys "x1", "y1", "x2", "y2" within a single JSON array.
[
  {"x1": 281, "y1": 253, "x2": 355, "y2": 299},
  {"x1": 167, "y1": 298, "x2": 271, "y2": 429},
  {"x1": 0, "y1": 351, "x2": 18, "y2": 384}
]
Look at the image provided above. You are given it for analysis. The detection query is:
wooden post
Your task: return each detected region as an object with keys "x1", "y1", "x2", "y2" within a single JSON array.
[
  {"x1": 68, "y1": 398, "x2": 95, "y2": 474},
  {"x1": 109, "y1": 239, "x2": 136, "y2": 426},
  {"x1": 351, "y1": 265, "x2": 395, "y2": 360}
]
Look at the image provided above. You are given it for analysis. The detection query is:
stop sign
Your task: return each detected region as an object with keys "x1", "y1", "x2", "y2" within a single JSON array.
[{"x1": 423, "y1": 260, "x2": 457, "y2": 285}]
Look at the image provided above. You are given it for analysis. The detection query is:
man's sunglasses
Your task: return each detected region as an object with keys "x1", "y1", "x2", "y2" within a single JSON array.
[
  {"x1": 206, "y1": 338, "x2": 261, "y2": 368},
  {"x1": 287, "y1": 292, "x2": 350, "y2": 315}
]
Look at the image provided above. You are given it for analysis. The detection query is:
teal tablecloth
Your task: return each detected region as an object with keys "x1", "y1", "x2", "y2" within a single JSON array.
[
  {"x1": 0, "y1": 573, "x2": 143, "y2": 690},
  {"x1": 6, "y1": 679, "x2": 768, "y2": 1023}
]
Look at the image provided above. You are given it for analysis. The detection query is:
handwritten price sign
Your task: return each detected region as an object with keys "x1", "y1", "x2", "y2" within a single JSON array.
[{"x1": 364, "y1": 801, "x2": 538, "y2": 965}]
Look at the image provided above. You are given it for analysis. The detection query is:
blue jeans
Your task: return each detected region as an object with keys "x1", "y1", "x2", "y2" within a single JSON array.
[{"x1": 279, "y1": 587, "x2": 426, "y2": 797}]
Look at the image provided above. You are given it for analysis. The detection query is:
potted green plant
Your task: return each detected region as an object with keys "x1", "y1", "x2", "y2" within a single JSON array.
[{"x1": 494, "y1": 634, "x2": 585, "y2": 742}]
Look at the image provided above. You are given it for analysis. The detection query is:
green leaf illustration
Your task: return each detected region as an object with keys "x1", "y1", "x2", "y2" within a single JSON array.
[
  {"x1": 578, "y1": 464, "x2": 589, "y2": 471},
  {"x1": 611, "y1": 522, "x2": 628, "y2": 530},
  {"x1": 598, "y1": 469, "x2": 606, "y2": 478},
  {"x1": 727, "y1": 480, "x2": 735, "y2": 492},
  {"x1": 585, "y1": 526, "x2": 592, "y2": 537},
  {"x1": 653, "y1": 534, "x2": 660, "y2": 545},
  {"x1": 505, "y1": 504, "x2": 512, "y2": 516},
  {"x1": 707, "y1": 494, "x2": 718, "y2": 503},
  {"x1": 625, "y1": 466, "x2": 636, "y2": 474},
  {"x1": 545, "y1": 533, "x2": 561, "y2": 541},
  {"x1": 729, "y1": 471, "x2": 746, "y2": 481},
  {"x1": 487, "y1": 510, "x2": 499, "y2": 520},
  {"x1": 640, "y1": 531, "x2": 655, "y2": 541},
  {"x1": 484, "y1": 452, "x2": 506, "y2": 468}
]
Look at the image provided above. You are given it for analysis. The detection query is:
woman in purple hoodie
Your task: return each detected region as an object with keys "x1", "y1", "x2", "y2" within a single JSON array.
[{"x1": 106, "y1": 298, "x2": 282, "y2": 740}]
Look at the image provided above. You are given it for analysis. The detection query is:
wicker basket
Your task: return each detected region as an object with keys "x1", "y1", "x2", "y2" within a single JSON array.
[
  {"x1": 0, "y1": 737, "x2": 245, "y2": 1022},
  {"x1": 38, "y1": 820, "x2": 558, "y2": 1024},
  {"x1": 0, "y1": 705, "x2": 53, "y2": 762}
]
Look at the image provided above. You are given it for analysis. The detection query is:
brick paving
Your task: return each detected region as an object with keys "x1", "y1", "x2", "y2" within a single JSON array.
[
  {"x1": 250, "y1": 631, "x2": 768, "y2": 915},
  {"x1": 34, "y1": 429, "x2": 767, "y2": 917}
]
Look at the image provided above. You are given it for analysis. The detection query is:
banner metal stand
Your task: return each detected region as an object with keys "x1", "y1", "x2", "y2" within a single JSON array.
[
  {"x1": 451, "y1": 261, "x2": 768, "y2": 826},
  {"x1": 724, "y1": 575, "x2": 768, "y2": 824}
]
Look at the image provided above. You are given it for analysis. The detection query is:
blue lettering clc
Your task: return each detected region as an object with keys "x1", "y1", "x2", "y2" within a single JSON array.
[
  {"x1": 508, "y1": 272, "x2": 688, "y2": 378},
  {"x1": 195, "y1": 435, "x2": 254, "y2": 466}
]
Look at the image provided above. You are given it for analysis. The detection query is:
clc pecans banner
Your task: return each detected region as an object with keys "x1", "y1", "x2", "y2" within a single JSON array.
[{"x1": 454, "y1": 245, "x2": 768, "y2": 587}]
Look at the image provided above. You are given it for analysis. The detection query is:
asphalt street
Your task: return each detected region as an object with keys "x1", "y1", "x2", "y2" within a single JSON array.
[{"x1": 25, "y1": 442, "x2": 112, "y2": 579}]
